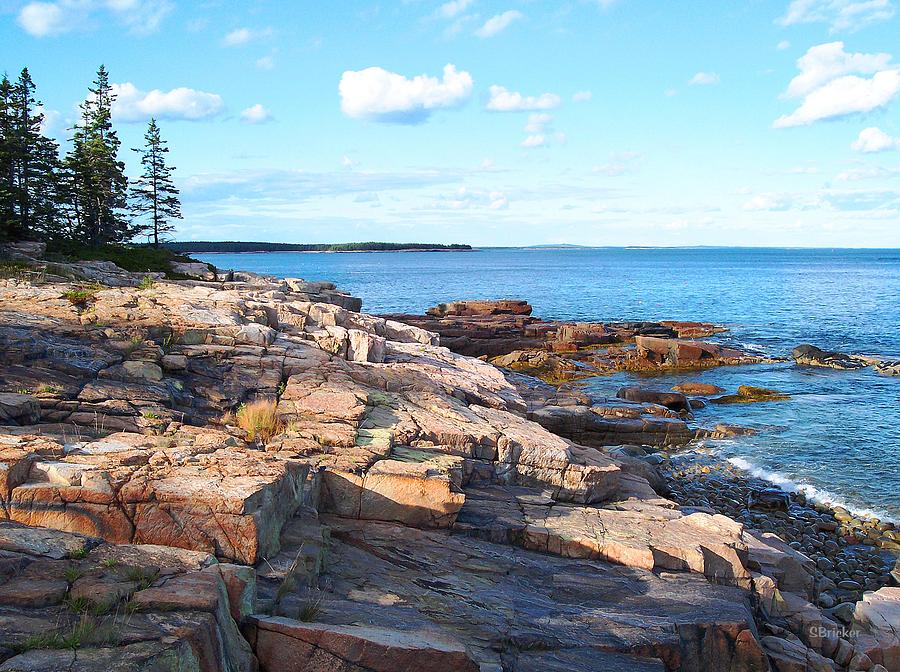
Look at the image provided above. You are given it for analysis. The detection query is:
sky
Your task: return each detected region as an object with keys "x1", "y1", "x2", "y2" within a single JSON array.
[{"x1": 2, "y1": 0, "x2": 900, "y2": 247}]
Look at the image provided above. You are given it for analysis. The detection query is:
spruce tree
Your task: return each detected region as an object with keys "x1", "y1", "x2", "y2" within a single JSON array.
[
  {"x1": 10, "y1": 69, "x2": 61, "y2": 241},
  {"x1": 65, "y1": 65, "x2": 130, "y2": 246},
  {"x1": 130, "y1": 118, "x2": 181, "y2": 246},
  {"x1": 0, "y1": 70, "x2": 61, "y2": 242},
  {"x1": 0, "y1": 75, "x2": 14, "y2": 241}
]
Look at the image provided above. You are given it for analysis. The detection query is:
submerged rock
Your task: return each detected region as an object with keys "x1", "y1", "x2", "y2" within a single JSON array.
[
  {"x1": 712, "y1": 385, "x2": 791, "y2": 404},
  {"x1": 673, "y1": 382, "x2": 726, "y2": 395}
]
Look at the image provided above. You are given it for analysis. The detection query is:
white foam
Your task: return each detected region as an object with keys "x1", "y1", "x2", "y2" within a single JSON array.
[{"x1": 725, "y1": 456, "x2": 896, "y2": 523}]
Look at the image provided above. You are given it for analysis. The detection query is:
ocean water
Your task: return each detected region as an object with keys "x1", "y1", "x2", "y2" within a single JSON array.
[{"x1": 197, "y1": 247, "x2": 900, "y2": 520}]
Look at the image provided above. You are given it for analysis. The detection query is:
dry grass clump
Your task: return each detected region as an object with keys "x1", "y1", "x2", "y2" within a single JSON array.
[{"x1": 227, "y1": 399, "x2": 284, "y2": 443}]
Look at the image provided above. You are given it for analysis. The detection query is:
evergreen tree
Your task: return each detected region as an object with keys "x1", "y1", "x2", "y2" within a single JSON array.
[
  {"x1": 130, "y1": 118, "x2": 181, "y2": 246},
  {"x1": 9, "y1": 68, "x2": 61, "y2": 241},
  {"x1": 0, "y1": 75, "x2": 14, "y2": 241},
  {"x1": 64, "y1": 65, "x2": 130, "y2": 246},
  {"x1": 0, "y1": 70, "x2": 61, "y2": 242}
]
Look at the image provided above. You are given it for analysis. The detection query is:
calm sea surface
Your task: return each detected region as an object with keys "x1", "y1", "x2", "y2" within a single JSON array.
[{"x1": 197, "y1": 248, "x2": 900, "y2": 520}]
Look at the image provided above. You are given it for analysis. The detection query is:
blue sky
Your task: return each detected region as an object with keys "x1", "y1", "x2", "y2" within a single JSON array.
[{"x1": 2, "y1": 0, "x2": 899, "y2": 247}]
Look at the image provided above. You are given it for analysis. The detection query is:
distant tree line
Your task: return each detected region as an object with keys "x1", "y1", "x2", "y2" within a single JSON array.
[
  {"x1": 0, "y1": 65, "x2": 181, "y2": 247},
  {"x1": 166, "y1": 241, "x2": 473, "y2": 253}
]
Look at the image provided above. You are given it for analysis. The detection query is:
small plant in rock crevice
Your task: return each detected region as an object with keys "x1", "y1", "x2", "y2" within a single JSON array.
[
  {"x1": 63, "y1": 566, "x2": 83, "y2": 584},
  {"x1": 297, "y1": 590, "x2": 324, "y2": 622},
  {"x1": 230, "y1": 399, "x2": 284, "y2": 443},
  {"x1": 67, "y1": 546, "x2": 89, "y2": 560},
  {"x1": 61, "y1": 284, "x2": 101, "y2": 307},
  {"x1": 124, "y1": 566, "x2": 159, "y2": 590}
]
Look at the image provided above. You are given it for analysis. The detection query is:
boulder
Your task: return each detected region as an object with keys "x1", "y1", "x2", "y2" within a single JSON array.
[
  {"x1": 171, "y1": 261, "x2": 216, "y2": 280},
  {"x1": 426, "y1": 300, "x2": 532, "y2": 317},
  {"x1": 748, "y1": 488, "x2": 791, "y2": 511},
  {"x1": 851, "y1": 587, "x2": 900, "y2": 670},
  {"x1": 874, "y1": 361, "x2": 900, "y2": 376},
  {"x1": 712, "y1": 385, "x2": 790, "y2": 404},
  {"x1": 632, "y1": 336, "x2": 764, "y2": 370},
  {"x1": 616, "y1": 386, "x2": 691, "y2": 413},
  {"x1": 762, "y1": 636, "x2": 836, "y2": 672},
  {"x1": 792, "y1": 344, "x2": 868, "y2": 370},
  {"x1": 0, "y1": 393, "x2": 40, "y2": 425},
  {"x1": 672, "y1": 382, "x2": 725, "y2": 395}
]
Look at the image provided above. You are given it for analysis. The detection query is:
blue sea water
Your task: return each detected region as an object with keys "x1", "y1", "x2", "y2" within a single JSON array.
[{"x1": 196, "y1": 247, "x2": 900, "y2": 520}]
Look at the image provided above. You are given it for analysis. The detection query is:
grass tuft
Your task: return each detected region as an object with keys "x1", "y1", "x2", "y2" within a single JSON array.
[
  {"x1": 231, "y1": 399, "x2": 283, "y2": 443},
  {"x1": 298, "y1": 591, "x2": 323, "y2": 622},
  {"x1": 61, "y1": 285, "x2": 101, "y2": 306},
  {"x1": 124, "y1": 566, "x2": 159, "y2": 590}
]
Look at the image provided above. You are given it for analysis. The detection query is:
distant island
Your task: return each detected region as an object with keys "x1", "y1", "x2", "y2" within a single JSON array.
[{"x1": 165, "y1": 241, "x2": 472, "y2": 253}]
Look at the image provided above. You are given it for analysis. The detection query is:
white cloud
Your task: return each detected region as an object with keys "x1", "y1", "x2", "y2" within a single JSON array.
[
  {"x1": 475, "y1": 10, "x2": 523, "y2": 37},
  {"x1": 339, "y1": 64, "x2": 473, "y2": 124},
  {"x1": 836, "y1": 165, "x2": 900, "y2": 180},
  {"x1": 784, "y1": 42, "x2": 891, "y2": 97},
  {"x1": 521, "y1": 134, "x2": 546, "y2": 148},
  {"x1": 743, "y1": 193, "x2": 792, "y2": 211},
  {"x1": 36, "y1": 106, "x2": 61, "y2": 136},
  {"x1": 256, "y1": 54, "x2": 276, "y2": 70},
  {"x1": 437, "y1": 0, "x2": 474, "y2": 19},
  {"x1": 240, "y1": 104, "x2": 272, "y2": 124},
  {"x1": 17, "y1": 0, "x2": 172, "y2": 37},
  {"x1": 18, "y1": 1, "x2": 67, "y2": 35},
  {"x1": 489, "y1": 191, "x2": 509, "y2": 209},
  {"x1": 572, "y1": 90, "x2": 593, "y2": 102},
  {"x1": 774, "y1": 42, "x2": 900, "y2": 127},
  {"x1": 689, "y1": 72, "x2": 720, "y2": 86},
  {"x1": 431, "y1": 186, "x2": 510, "y2": 210},
  {"x1": 524, "y1": 113, "x2": 552, "y2": 133},
  {"x1": 775, "y1": 70, "x2": 900, "y2": 127},
  {"x1": 593, "y1": 151, "x2": 642, "y2": 176},
  {"x1": 778, "y1": 40, "x2": 791, "y2": 50},
  {"x1": 851, "y1": 126, "x2": 900, "y2": 151},
  {"x1": 109, "y1": 83, "x2": 224, "y2": 122},
  {"x1": 223, "y1": 27, "x2": 272, "y2": 47},
  {"x1": 778, "y1": 0, "x2": 894, "y2": 33},
  {"x1": 106, "y1": 0, "x2": 172, "y2": 34},
  {"x1": 486, "y1": 85, "x2": 561, "y2": 111}
]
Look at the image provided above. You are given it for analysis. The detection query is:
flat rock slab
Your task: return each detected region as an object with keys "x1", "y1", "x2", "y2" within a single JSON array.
[
  {"x1": 246, "y1": 616, "x2": 479, "y2": 672},
  {"x1": 303, "y1": 516, "x2": 765, "y2": 672},
  {"x1": 0, "y1": 521, "x2": 93, "y2": 559},
  {"x1": 455, "y1": 485, "x2": 754, "y2": 587}
]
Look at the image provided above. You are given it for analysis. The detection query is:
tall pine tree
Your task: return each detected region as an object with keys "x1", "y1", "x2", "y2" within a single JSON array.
[
  {"x1": 65, "y1": 65, "x2": 130, "y2": 246},
  {"x1": 0, "y1": 75, "x2": 14, "y2": 241},
  {"x1": 0, "y1": 69, "x2": 60, "y2": 241},
  {"x1": 10, "y1": 69, "x2": 61, "y2": 240},
  {"x1": 130, "y1": 118, "x2": 181, "y2": 246}
]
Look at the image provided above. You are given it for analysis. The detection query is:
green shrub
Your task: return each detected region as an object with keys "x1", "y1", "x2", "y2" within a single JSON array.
[
  {"x1": 62, "y1": 286, "x2": 100, "y2": 306},
  {"x1": 45, "y1": 241, "x2": 197, "y2": 279}
]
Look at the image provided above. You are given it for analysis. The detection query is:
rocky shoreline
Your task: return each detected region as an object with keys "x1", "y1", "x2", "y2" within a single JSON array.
[
  {"x1": 662, "y1": 451, "x2": 898, "y2": 600},
  {"x1": 0, "y1": 243, "x2": 897, "y2": 672}
]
